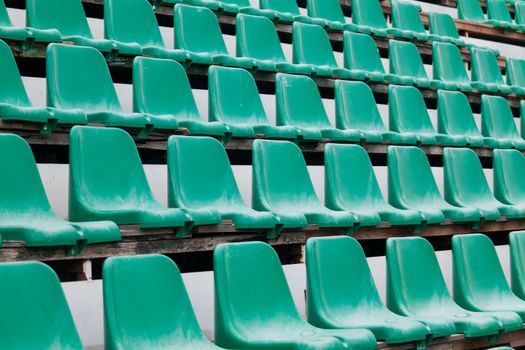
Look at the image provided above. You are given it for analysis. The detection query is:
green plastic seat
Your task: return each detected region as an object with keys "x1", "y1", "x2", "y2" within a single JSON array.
[
  {"x1": 214, "y1": 241, "x2": 377, "y2": 349},
  {"x1": 167, "y1": 136, "x2": 283, "y2": 236},
  {"x1": 325, "y1": 144, "x2": 423, "y2": 227},
  {"x1": 493, "y1": 150, "x2": 525, "y2": 216},
  {"x1": 452, "y1": 233, "x2": 525, "y2": 321},
  {"x1": 103, "y1": 254, "x2": 228, "y2": 350},
  {"x1": 391, "y1": 0, "x2": 439, "y2": 41},
  {"x1": 305, "y1": 0, "x2": 357, "y2": 31},
  {"x1": 0, "y1": 133, "x2": 120, "y2": 248},
  {"x1": 487, "y1": 0, "x2": 520, "y2": 30},
  {"x1": 259, "y1": 0, "x2": 326, "y2": 25},
  {"x1": 175, "y1": 0, "x2": 270, "y2": 17},
  {"x1": 387, "y1": 237, "x2": 523, "y2": 339},
  {"x1": 436, "y1": 90, "x2": 487, "y2": 147},
  {"x1": 235, "y1": 14, "x2": 312, "y2": 74},
  {"x1": 173, "y1": 4, "x2": 256, "y2": 69},
  {"x1": 46, "y1": 44, "x2": 163, "y2": 135},
  {"x1": 208, "y1": 66, "x2": 298, "y2": 139},
  {"x1": 133, "y1": 57, "x2": 230, "y2": 139},
  {"x1": 516, "y1": 1, "x2": 525, "y2": 29},
  {"x1": 351, "y1": 0, "x2": 395, "y2": 37},
  {"x1": 506, "y1": 58, "x2": 525, "y2": 94},
  {"x1": 388, "y1": 40, "x2": 446, "y2": 89},
  {"x1": 335, "y1": 80, "x2": 406, "y2": 144},
  {"x1": 0, "y1": 261, "x2": 84, "y2": 350},
  {"x1": 306, "y1": 236, "x2": 430, "y2": 345},
  {"x1": 26, "y1": 0, "x2": 117, "y2": 53},
  {"x1": 275, "y1": 73, "x2": 360, "y2": 141},
  {"x1": 253, "y1": 139, "x2": 356, "y2": 231},
  {"x1": 470, "y1": 47, "x2": 514, "y2": 94},
  {"x1": 343, "y1": 31, "x2": 401, "y2": 84},
  {"x1": 481, "y1": 95, "x2": 525, "y2": 150},
  {"x1": 389, "y1": 85, "x2": 461, "y2": 146},
  {"x1": 443, "y1": 147, "x2": 525, "y2": 221},
  {"x1": 104, "y1": 0, "x2": 190, "y2": 58},
  {"x1": 69, "y1": 126, "x2": 195, "y2": 235},
  {"x1": 428, "y1": 12, "x2": 466, "y2": 46},
  {"x1": 0, "y1": 39, "x2": 86, "y2": 133},
  {"x1": 432, "y1": 41, "x2": 473, "y2": 92},
  {"x1": 509, "y1": 231, "x2": 525, "y2": 300},
  {"x1": 388, "y1": 146, "x2": 481, "y2": 224},
  {"x1": 458, "y1": 0, "x2": 509, "y2": 28},
  {"x1": 292, "y1": 21, "x2": 357, "y2": 78}
]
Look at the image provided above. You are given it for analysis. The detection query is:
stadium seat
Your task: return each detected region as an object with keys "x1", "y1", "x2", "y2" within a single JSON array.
[
  {"x1": 0, "y1": 40, "x2": 86, "y2": 133},
  {"x1": 432, "y1": 41, "x2": 472, "y2": 92},
  {"x1": 493, "y1": 149, "x2": 525, "y2": 208},
  {"x1": 275, "y1": 73, "x2": 361, "y2": 141},
  {"x1": 305, "y1": 0, "x2": 357, "y2": 31},
  {"x1": 387, "y1": 237, "x2": 523, "y2": 339},
  {"x1": 252, "y1": 139, "x2": 356, "y2": 231},
  {"x1": 334, "y1": 80, "x2": 406, "y2": 144},
  {"x1": 443, "y1": 147, "x2": 525, "y2": 221},
  {"x1": 389, "y1": 85, "x2": 461, "y2": 145},
  {"x1": 436, "y1": 90, "x2": 486, "y2": 147},
  {"x1": 104, "y1": 0, "x2": 190, "y2": 59},
  {"x1": 510, "y1": 231, "x2": 525, "y2": 301},
  {"x1": 208, "y1": 66, "x2": 298, "y2": 139},
  {"x1": 481, "y1": 95, "x2": 525, "y2": 149},
  {"x1": 0, "y1": 261, "x2": 85, "y2": 349},
  {"x1": 214, "y1": 241, "x2": 377, "y2": 349},
  {"x1": 458, "y1": 0, "x2": 508, "y2": 28},
  {"x1": 390, "y1": 0, "x2": 439, "y2": 41},
  {"x1": 259, "y1": 0, "x2": 325, "y2": 24},
  {"x1": 486, "y1": 0, "x2": 520, "y2": 30},
  {"x1": 324, "y1": 144, "x2": 423, "y2": 227},
  {"x1": 167, "y1": 136, "x2": 283, "y2": 236},
  {"x1": 388, "y1": 146, "x2": 481, "y2": 224},
  {"x1": 173, "y1": 4, "x2": 256, "y2": 69},
  {"x1": 452, "y1": 233, "x2": 525, "y2": 321},
  {"x1": 103, "y1": 254, "x2": 228, "y2": 350},
  {"x1": 26, "y1": 0, "x2": 117, "y2": 53},
  {"x1": 428, "y1": 12, "x2": 466, "y2": 46},
  {"x1": 516, "y1": 1, "x2": 525, "y2": 29},
  {"x1": 46, "y1": 44, "x2": 164, "y2": 135},
  {"x1": 133, "y1": 57, "x2": 230, "y2": 140},
  {"x1": 235, "y1": 14, "x2": 311, "y2": 74},
  {"x1": 170, "y1": 0, "x2": 268, "y2": 16},
  {"x1": 69, "y1": 126, "x2": 195, "y2": 235},
  {"x1": 292, "y1": 21, "x2": 356, "y2": 78},
  {"x1": 470, "y1": 47, "x2": 515, "y2": 94},
  {"x1": 351, "y1": 0, "x2": 397, "y2": 37},
  {"x1": 506, "y1": 58, "x2": 525, "y2": 93},
  {"x1": 388, "y1": 40, "x2": 446, "y2": 89},
  {"x1": 0, "y1": 133, "x2": 119, "y2": 248},
  {"x1": 306, "y1": 236, "x2": 430, "y2": 345}
]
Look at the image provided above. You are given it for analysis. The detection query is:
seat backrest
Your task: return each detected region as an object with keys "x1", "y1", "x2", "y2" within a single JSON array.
[
  {"x1": 167, "y1": 136, "x2": 245, "y2": 209},
  {"x1": 386, "y1": 237, "x2": 456, "y2": 315},
  {"x1": 208, "y1": 66, "x2": 270, "y2": 125},
  {"x1": 481, "y1": 94, "x2": 521, "y2": 140},
  {"x1": 334, "y1": 80, "x2": 387, "y2": 132},
  {"x1": 275, "y1": 73, "x2": 333, "y2": 129},
  {"x1": 292, "y1": 22, "x2": 338, "y2": 68},
  {"x1": 104, "y1": 0, "x2": 165, "y2": 48},
  {"x1": 351, "y1": 0, "x2": 389, "y2": 29},
  {"x1": 493, "y1": 149, "x2": 525, "y2": 204},
  {"x1": 387, "y1": 146, "x2": 444, "y2": 208},
  {"x1": 306, "y1": 236, "x2": 385, "y2": 323},
  {"x1": 388, "y1": 40, "x2": 428, "y2": 80},
  {"x1": 437, "y1": 90, "x2": 483, "y2": 138},
  {"x1": 0, "y1": 261, "x2": 83, "y2": 349},
  {"x1": 457, "y1": 0, "x2": 486, "y2": 22},
  {"x1": 432, "y1": 41, "x2": 470, "y2": 84},
  {"x1": 443, "y1": 147, "x2": 495, "y2": 206},
  {"x1": 428, "y1": 12, "x2": 461, "y2": 39},
  {"x1": 47, "y1": 44, "x2": 123, "y2": 112},
  {"x1": 391, "y1": 0, "x2": 426, "y2": 33},
  {"x1": 236, "y1": 14, "x2": 287, "y2": 63},
  {"x1": 306, "y1": 0, "x2": 346, "y2": 23},
  {"x1": 452, "y1": 234, "x2": 515, "y2": 304},
  {"x1": 486, "y1": 0, "x2": 513, "y2": 22},
  {"x1": 516, "y1": 1, "x2": 525, "y2": 24},
  {"x1": 325, "y1": 143, "x2": 386, "y2": 210},
  {"x1": 509, "y1": 231, "x2": 525, "y2": 299},
  {"x1": 69, "y1": 126, "x2": 158, "y2": 221},
  {"x1": 259, "y1": 0, "x2": 301, "y2": 15},
  {"x1": 0, "y1": 0, "x2": 14, "y2": 26},
  {"x1": 174, "y1": 4, "x2": 228, "y2": 55},
  {"x1": 252, "y1": 139, "x2": 323, "y2": 211},
  {"x1": 388, "y1": 85, "x2": 436, "y2": 134},
  {"x1": 132, "y1": 57, "x2": 202, "y2": 121},
  {"x1": 470, "y1": 47, "x2": 505, "y2": 85},
  {"x1": 0, "y1": 40, "x2": 33, "y2": 107},
  {"x1": 26, "y1": 0, "x2": 93, "y2": 38},
  {"x1": 506, "y1": 58, "x2": 525, "y2": 87},
  {"x1": 103, "y1": 254, "x2": 210, "y2": 350},
  {"x1": 343, "y1": 31, "x2": 386, "y2": 73}
]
